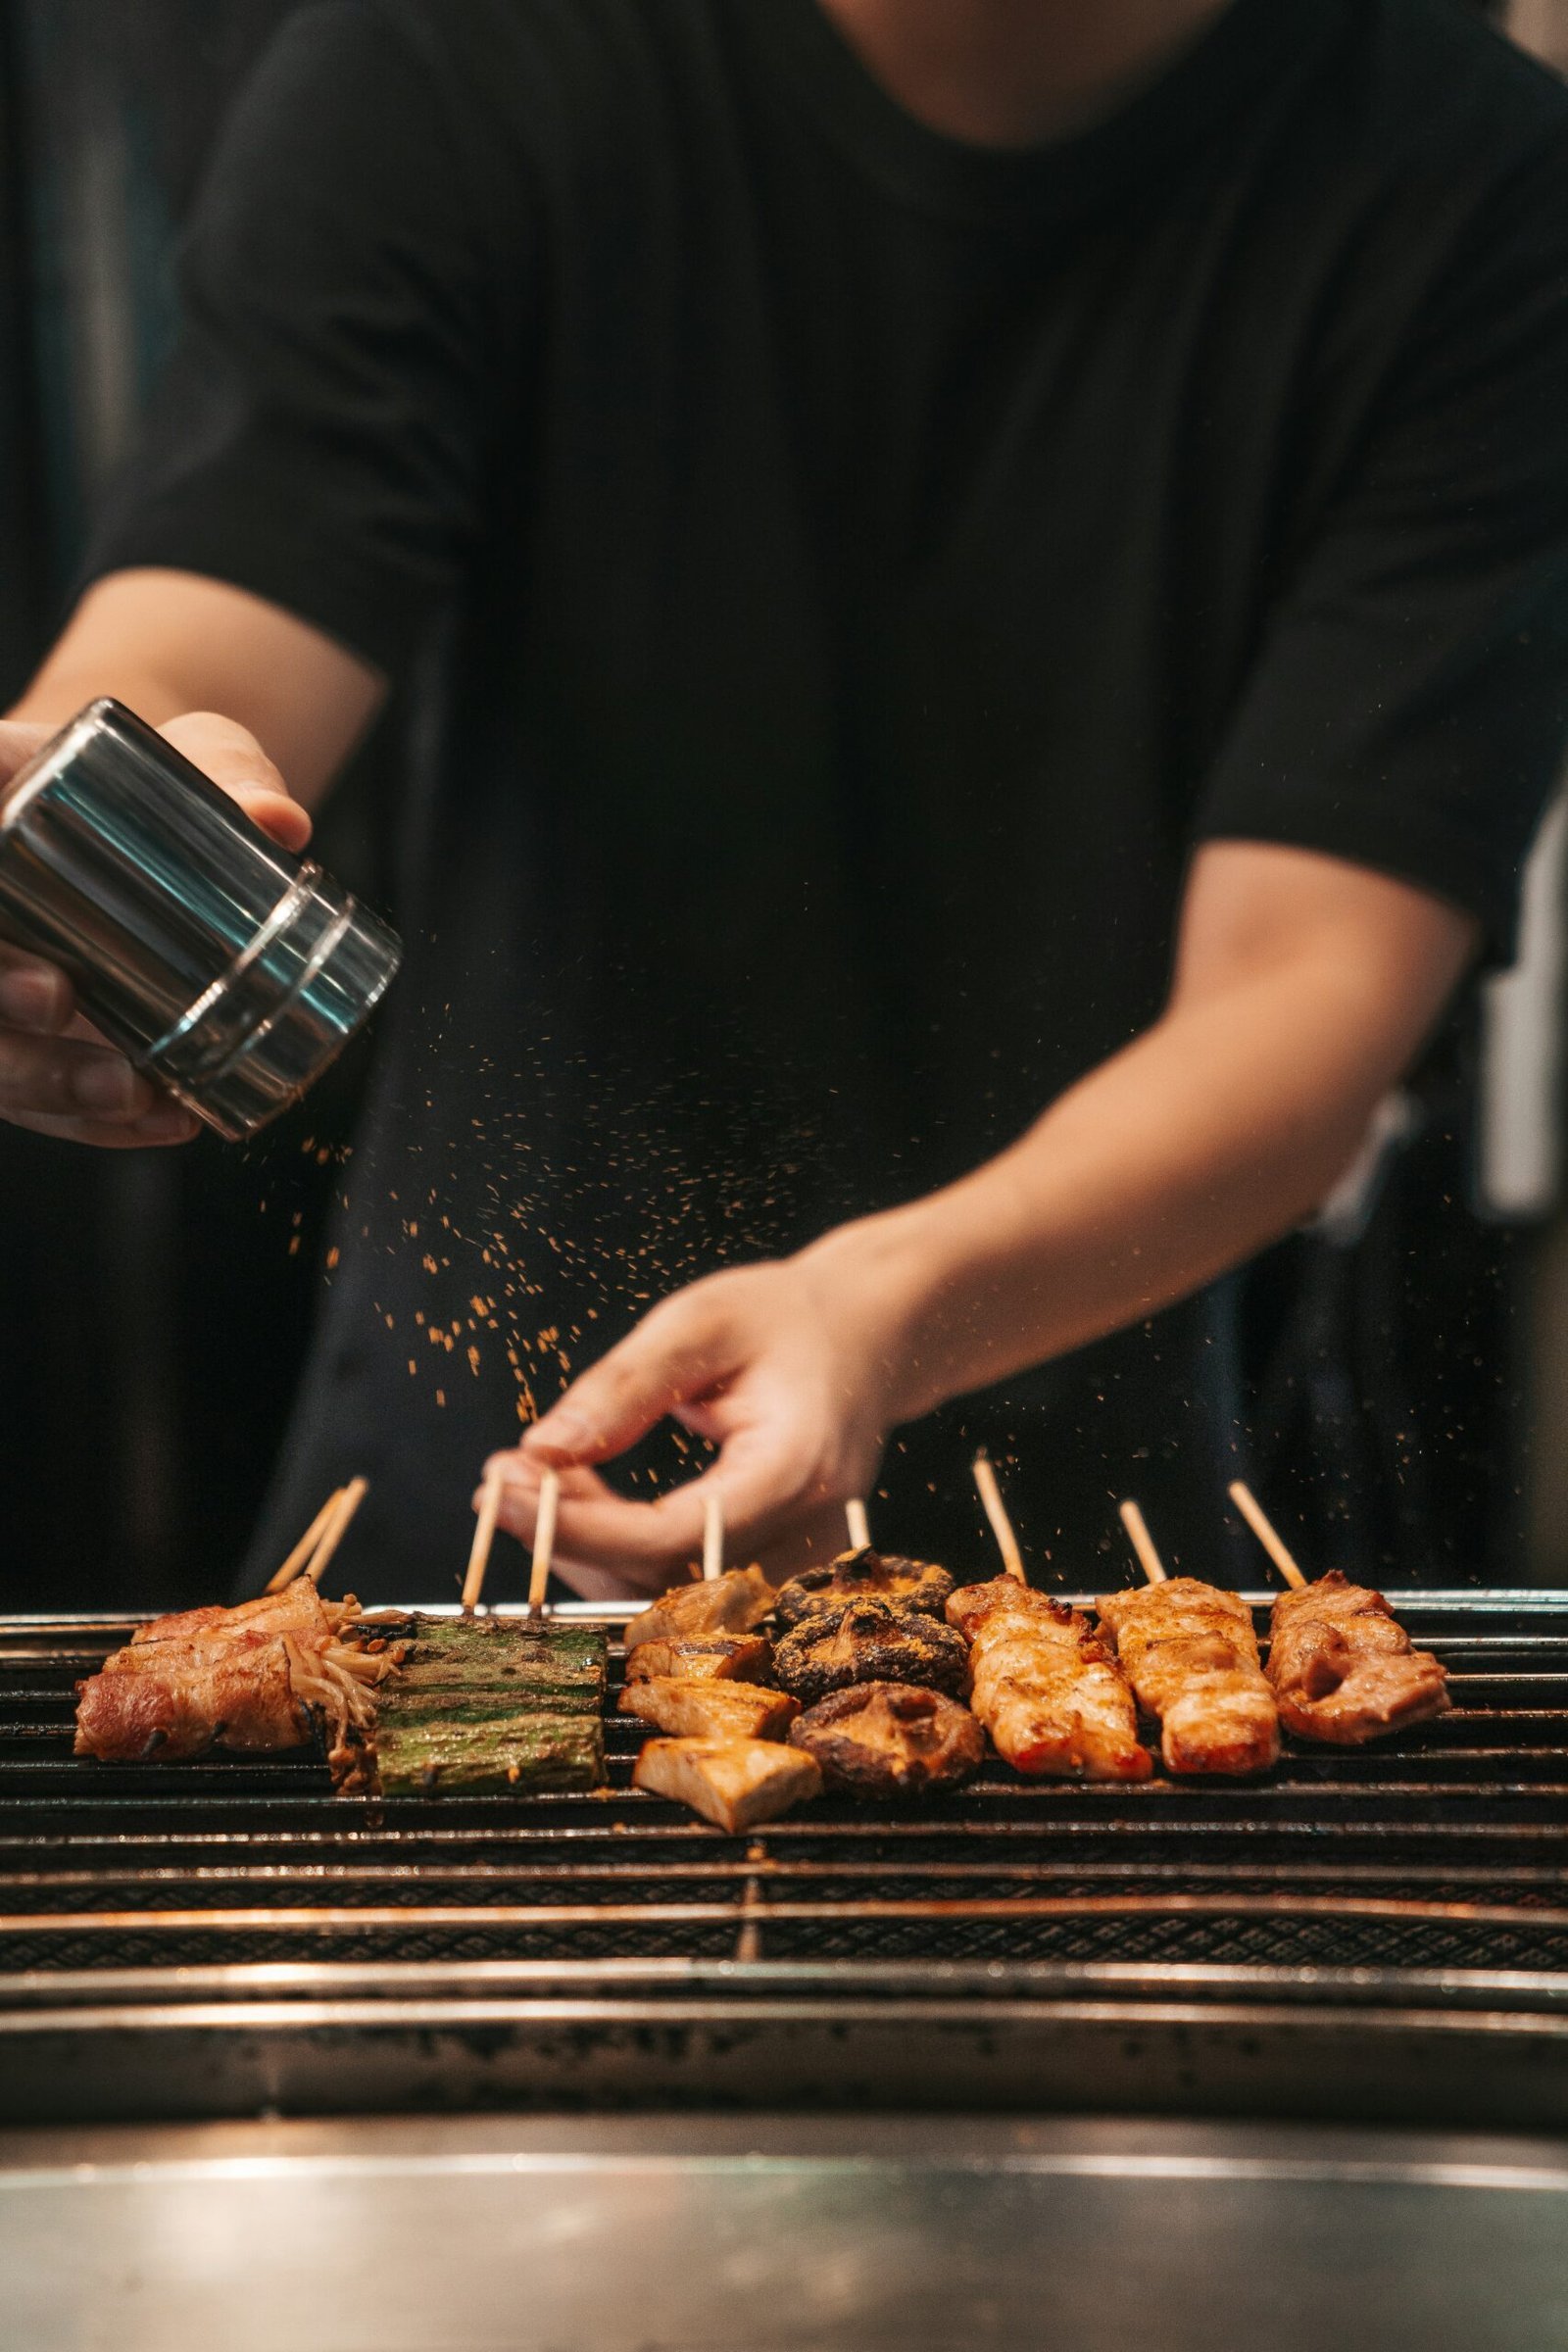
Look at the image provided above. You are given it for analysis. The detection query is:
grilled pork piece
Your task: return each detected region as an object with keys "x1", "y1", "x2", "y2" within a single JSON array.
[
  {"x1": 1097, "y1": 1578, "x2": 1279, "y2": 1775},
  {"x1": 622, "y1": 1566, "x2": 774, "y2": 1651},
  {"x1": 129, "y1": 1580, "x2": 360, "y2": 1645},
  {"x1": 947, "y1": 1579, "x2": 1152, "y2": 1781},
  {"x1": 773, "y1": 1549, "x2": 955, "y2": 1630},
  {"x1": 772, "y1": 1598, "x2": 968, "y2": 1704},
  {"x1": 622, "y1": 1634, "x2": 772, "y2": 1685},
  {"x1": 74, "y1": 1584, "x2": 394, "y2": 1765},
  {"x1": 618, "y1": 1677, "x2": 799, "y2": 1741},
  {"x1": 632, "y1": 1736, "x2": 822, "y2": 1831},
  {"x1": 788, "y1": 1683, "x2": 983, "y2": 1795},
  {"x1": 1267, "y1": 1571, "x2": 1449, "y2": 1742}
]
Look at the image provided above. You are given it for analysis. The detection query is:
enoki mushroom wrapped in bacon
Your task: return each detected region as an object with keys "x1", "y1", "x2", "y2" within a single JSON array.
[{"x1": 74, "y1": 1583, "x2": 398, "y2": 1764}]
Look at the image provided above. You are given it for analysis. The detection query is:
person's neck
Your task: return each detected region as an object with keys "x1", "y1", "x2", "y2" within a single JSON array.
[{"x1": 814, "y1": 0, "x2": 1236, "y2": 148}]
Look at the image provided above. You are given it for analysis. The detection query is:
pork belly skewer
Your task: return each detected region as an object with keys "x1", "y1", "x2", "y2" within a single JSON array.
[
  {"x1": 1097, "y1": 1501, "x2": 1279, "y2": 1776},
  {"x1": 944, "y1": 1456, "x2": 1152, "y2": 1782},
  {"x1": 1228, "y1": 1480, "x2": 1449, "y2": 1742}
]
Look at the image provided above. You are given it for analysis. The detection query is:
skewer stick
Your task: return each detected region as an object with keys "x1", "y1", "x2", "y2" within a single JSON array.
[
  {"x1": 972, "y1": 1452, "x2": 1026, "y2": 1585},
  {"x1": 265, "y1": 1488, "x2": 343, "y2": 1593},
  {"x1": 304, "y1": 1475, "x2": 368, "y2": 1588},
  {"x1": 463, "y1": 1464, "x2": 505, "y2": 1613},
  {"x1": 1118, "y1": 1498, "x2": 1167, "y2": 1586},
  {"x1": 845, "y1": 1498, "x2": 871, "y2": 1551},
  {"x1": 1228, "y1": 1480, "x2": 1308, "y2": 1591},
  {"x1": 528, "y1": 1468, "x2": 560, "y2": 1616},
  {"x1": 702, "y1": 1492, "x2": 725, "y2": 1584}
]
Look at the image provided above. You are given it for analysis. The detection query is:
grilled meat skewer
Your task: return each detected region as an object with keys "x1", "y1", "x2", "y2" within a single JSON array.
[
  {"x1": 1267, "y1": 1571, "x2": 1449, "y2": 1741},
  {"x1": 633, "y1": 1736, "x2": 822, "y2": 1831},
  {"x1": 773, "y1": 1549, "x2": 955, "y2": 1630},
  {"x1": 773, "y1": 1597, "x2": 968, "y2": 1704},
  {"x1": 1096, "y1": 1578, "x2": 1279, "y2": 1775},
  {"x1": 623, "y1": 1634, "x2": 772, "y2": 1685},
  {"x1": 622, "y1": 1566, "x2": 774, "y2": 1650},
  {"x1": 619, "y1": 1676, "x2": 799, "y2": 1741},
  {"x1": 789, "y1": 1683, "x2": 983, "y2": 1795},
  {"x1": 947, "y1": 1579, "x2": 1152, "y2": 1781}
]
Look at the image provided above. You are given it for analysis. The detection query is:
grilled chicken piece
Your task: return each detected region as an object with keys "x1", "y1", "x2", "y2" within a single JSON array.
[
  {"x1": 788, "y1": 1683, "x2": 983, "y2": 1795},
  {"x1": 948, "y1": 1580, "x2": 1152, "y2": 1781},
  {"x1": 773, "y1": 1549, "x2": 955, "y2": 1630},
  {"x1": 622, "y1": 1634, "x2": 772, "y2": 1685},
  {"x1": 622, "y1": 1566, "x2": 775, "y2": 1651},
  {"x1": 1268, "y1": 1571, "x2": 1449, "y2": 1742},
  {"x1": 632, "y1": 1736, "x2": 822, "y2": 1831},
  {"x1": 1097, "y1": 1578, "x2": 1279, "y2": 1776},
  {"x1": 618, "y1": 1677, "x2": 800, "y2": 1741},
  {"x1": 772, "y1": 1598, "x2": 968, "y2": 1704}
]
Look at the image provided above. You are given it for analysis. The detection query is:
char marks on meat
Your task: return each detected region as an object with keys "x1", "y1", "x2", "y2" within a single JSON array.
[
  {"x1": 947, "y1": 1578, "x2": 1152, "y2": 1782},
  {"x1": 772, "y1": 1598, "x2": 968, "y2": 1705},
  {"x1": 773, "y1": 1549, "x2": 955, "y2": 1630},
  {"x1": 1267, "y1": 1570, "x2": 1449, "y2": 1742},
  {"x1": 1096, "y1": 1578, "x2": 1279, "y2": 1776}
]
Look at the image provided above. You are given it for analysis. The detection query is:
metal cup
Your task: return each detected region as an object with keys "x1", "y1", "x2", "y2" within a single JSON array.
[{"x1": 0, "y1": 699, "x2": 401, "y2": 1139}]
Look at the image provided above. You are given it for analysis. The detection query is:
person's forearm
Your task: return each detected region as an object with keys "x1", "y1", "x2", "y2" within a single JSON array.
[{"x1": 801, "y1": 951, "x2": 1425, "y2": 1422}]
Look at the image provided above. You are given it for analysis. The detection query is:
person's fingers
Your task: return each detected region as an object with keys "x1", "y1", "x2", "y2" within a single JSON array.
[
  {"x1": 158, "y1": 711, "x2": 312, "y2": 853},
  {"x1": 0, "y1": 719, "x2": 50, "y2": 787},
  {"x1": 0, "y1": 1027, "x2": 159, "y2": 1123},
  {"x1": 0, "y1": 946, "x2": 75, "y2": 1038},
  {"x1": 4, "y1": 1101, "x2": 201, "y2": 1148},
  {"x1": 522, "y1": 1292, "x2": 739, "y2": 1468}
]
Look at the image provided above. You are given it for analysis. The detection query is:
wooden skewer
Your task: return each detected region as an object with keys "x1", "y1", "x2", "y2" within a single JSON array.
[
  {"x1": 528, "y1": 1468, "x2": 560, "y2": 1616},
  {"x1": 1118, "y1": 1498, "x2": 1167, "y2": 1586},
  {"x1": 702, "y1": 1492, "x2": 725, "y2": 1584},
  {"x1": 972, "y1": 1452, "x2": 1026, "y2": 1585},
  {"x1": 463, "y1": 1464, "x2": 505, "y2": 1613},
  {"x1": 265, "y1": 1488, "x2": 344, "y2": 1593},
  {"x1": 845, "y1": 1498, "x2": 871, "y2": 1551},
  {"x1": 304, "y1": 1475, "x2": 368, "y2": 1588},
  {"x1": 1228, "y1": 1480, "x2": 1308, "y2": 1591}
]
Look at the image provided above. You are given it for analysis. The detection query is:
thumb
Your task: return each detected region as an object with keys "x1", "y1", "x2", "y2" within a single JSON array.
[
  {"x1": 524, "y1": 1293, "x2": 737, "y2": 1468},
  {"x1": 159, "y1": 711, "x2": 312, "y2": 854}
]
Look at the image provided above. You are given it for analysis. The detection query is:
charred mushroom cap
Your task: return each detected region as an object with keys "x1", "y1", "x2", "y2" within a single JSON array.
[
  {"x1": 771, "y1": 1598, "x2": 969, "y2": 1704},
  {"x1": 788, "y1": 1682, "x2": 984, "y2": 1795},
  {"x1": 773, "y1": 1548, "x2": 956, "y2": 1630}
]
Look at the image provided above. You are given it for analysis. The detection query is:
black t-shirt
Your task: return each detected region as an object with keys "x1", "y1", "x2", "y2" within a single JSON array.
[{"x1": 88, "y1": 0, "x2": 1568, "y2": 1596}]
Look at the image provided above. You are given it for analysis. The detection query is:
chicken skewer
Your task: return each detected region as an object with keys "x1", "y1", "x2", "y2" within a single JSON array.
[
  {"x1": 942, "y1": 1457, "x2": 1152, "y2": 1781},
  {"x1": 1228, "y1": 1480, "x2": 1450, "y2": 1742},
  {"x1": 1097, "y1": 1500, "x2": 1280, "y2": 1776}
]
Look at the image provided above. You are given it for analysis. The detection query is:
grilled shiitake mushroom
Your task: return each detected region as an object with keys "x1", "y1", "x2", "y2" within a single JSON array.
[
  {"x1": 773, "y1": 1548, "x2": 955, "y2": 1630},
  {"x1": 771, "y1": 1598, "x2": 968, "y2": 1705},
  {"x1": 788, "y1": 1683, "x2": 983, "y2": 1796}
]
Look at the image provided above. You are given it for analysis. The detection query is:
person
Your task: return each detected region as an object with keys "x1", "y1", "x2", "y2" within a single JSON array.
[{"x1": 4, "y1": 0, "x2": 1567, "y2": 1599}]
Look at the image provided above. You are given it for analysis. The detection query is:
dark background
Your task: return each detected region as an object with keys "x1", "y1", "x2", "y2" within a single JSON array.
[{"x1": 0, "y1": 0, "x2": 1558, "y2": 1608}]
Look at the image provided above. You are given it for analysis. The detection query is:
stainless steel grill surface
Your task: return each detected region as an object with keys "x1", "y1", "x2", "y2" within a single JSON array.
[{"x1": 5, "y1": 1593, "x2": 1568, "y2": 2127}]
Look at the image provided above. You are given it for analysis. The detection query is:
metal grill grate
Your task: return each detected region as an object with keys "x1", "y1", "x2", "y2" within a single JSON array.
[{"x1": 5, "y1": 1595, "x2": 1568, "y2": 2126}]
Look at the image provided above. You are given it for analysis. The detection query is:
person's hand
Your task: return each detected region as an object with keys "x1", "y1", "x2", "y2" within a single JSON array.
[
  {"x1": 0, "y1": 711, "x2": 310, "y2": 1147},
  {"x1": 480, "y1": 1234, "x2": 917, "y2": 1599}
]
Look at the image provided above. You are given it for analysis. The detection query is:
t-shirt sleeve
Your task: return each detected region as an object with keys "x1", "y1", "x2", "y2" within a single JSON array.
[
  {"x1": 1194, "y1": 133, "x2": 1568, "y2": 962},
  {"x1": 83, "y1": 1, "x2": 527, "y2": 675}
]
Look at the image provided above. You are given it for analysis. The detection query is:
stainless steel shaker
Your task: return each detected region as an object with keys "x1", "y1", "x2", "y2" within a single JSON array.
[{"x1": 0, "y1": 699, "x2": 401, "y2": 1139}]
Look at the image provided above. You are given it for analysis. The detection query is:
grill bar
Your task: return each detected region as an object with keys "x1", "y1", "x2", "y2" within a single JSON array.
[{"x1": 7, "y1": 1592, "x2": 1568, "y2": 2125}]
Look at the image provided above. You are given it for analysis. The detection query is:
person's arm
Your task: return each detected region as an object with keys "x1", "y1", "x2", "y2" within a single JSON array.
[
  {"x1": 0, "y1": 567, "x2": 381, "y2": 1147},
  {"x1": 485, "y1": 840, "x2": 1476, "y2": 1594}
]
